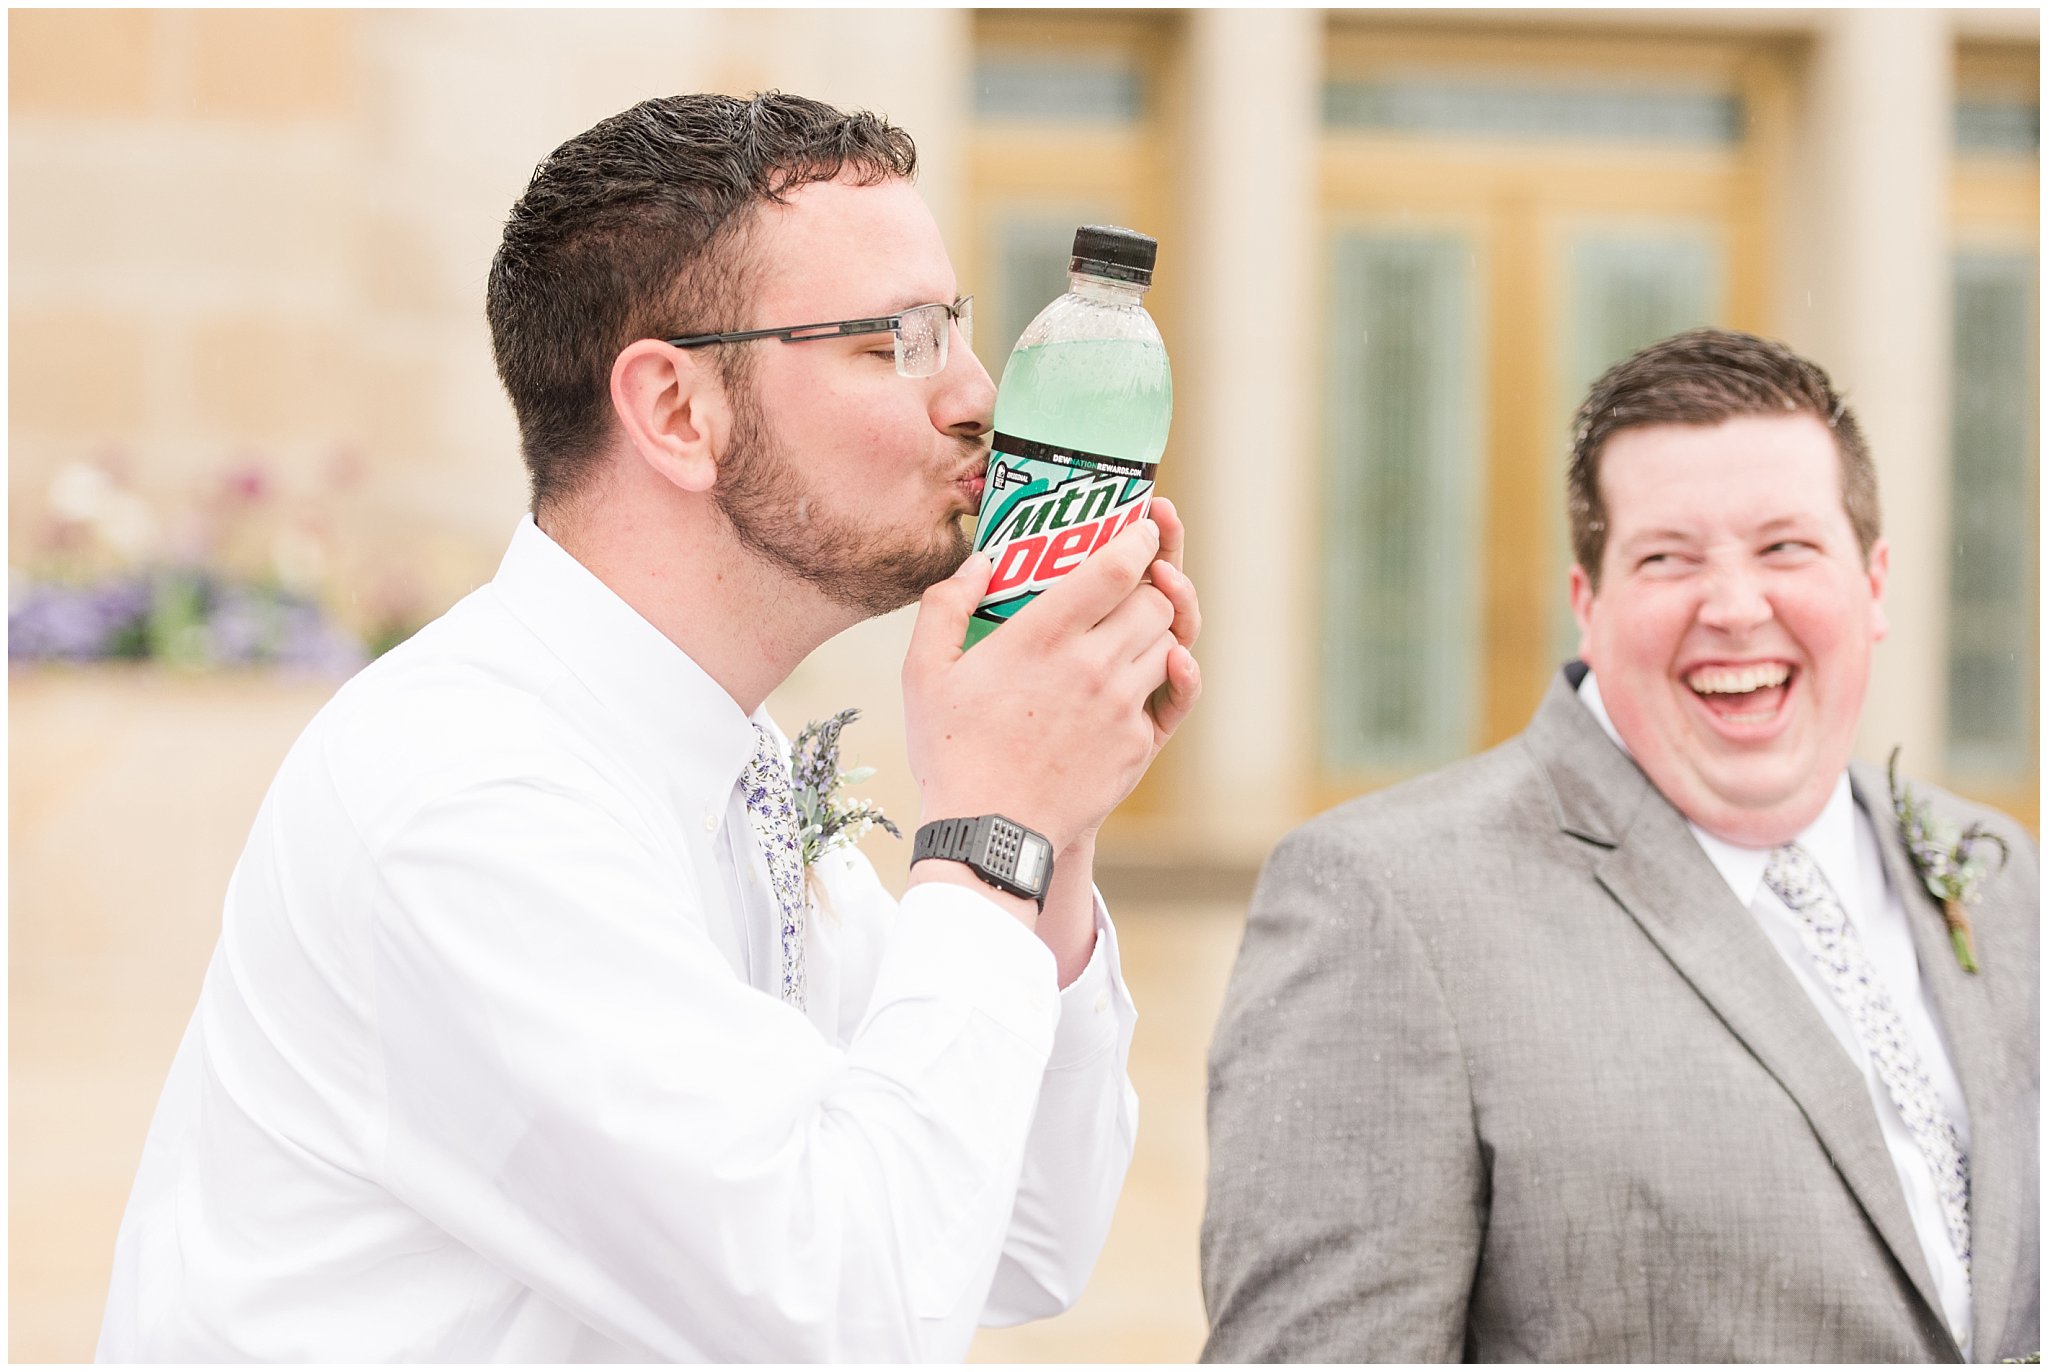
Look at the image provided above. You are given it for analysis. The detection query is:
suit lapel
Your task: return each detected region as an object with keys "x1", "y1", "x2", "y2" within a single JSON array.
[
  {"x1": 1853, "y1": 763, "x2": 2017, "y2": 1357},
  {"x1": 1522, "y1": 677, "x2": 1954, "y2": 1345}
]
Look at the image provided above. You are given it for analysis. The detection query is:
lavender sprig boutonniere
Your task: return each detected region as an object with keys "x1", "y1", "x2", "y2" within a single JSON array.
[
  {"x1": 1888, "y1": 746, "x2": 2008, "y2": 975},
  {"x1": 788, "y1": 707, "x2": 901, "y2": 873}
]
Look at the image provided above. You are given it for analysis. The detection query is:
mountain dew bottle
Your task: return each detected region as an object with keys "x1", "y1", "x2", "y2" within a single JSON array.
[{"x1": 964, "y1": 225, "x2": 1173, "y2": 647}]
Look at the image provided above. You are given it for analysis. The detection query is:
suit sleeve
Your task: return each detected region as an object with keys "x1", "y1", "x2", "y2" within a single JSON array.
[{"x1": 1201, "y1": 819, "x2": 1485, "y2": 1362}]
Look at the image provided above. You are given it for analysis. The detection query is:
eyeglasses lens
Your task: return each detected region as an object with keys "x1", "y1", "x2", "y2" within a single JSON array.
[{"x1": 895, "y1": 303, "x2": 949, "y2": 379}]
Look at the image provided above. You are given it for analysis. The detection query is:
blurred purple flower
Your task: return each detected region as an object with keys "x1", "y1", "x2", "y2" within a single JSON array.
[
  {"x1": 10, "y1": 568, "x2": 369, "y2": 677},
  {"x1": 204, "y1": 584, "x2": 277, "y2": 666},
  {"x1": 273, "y1": 599, "x2": 370, "y2": 676},
  {"x1": 10, "y1": 575, "x2": 152, "y2": 661}
]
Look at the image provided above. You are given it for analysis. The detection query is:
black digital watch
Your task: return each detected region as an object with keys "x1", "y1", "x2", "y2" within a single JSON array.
[{"x1": 912, "y1": 815, "x2": 1055, "y2": 910}]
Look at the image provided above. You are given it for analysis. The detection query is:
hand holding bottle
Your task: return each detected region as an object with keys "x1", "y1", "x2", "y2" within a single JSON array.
[{"x1": 903, "y1": 512, "x2": 1193, "y2": 858}]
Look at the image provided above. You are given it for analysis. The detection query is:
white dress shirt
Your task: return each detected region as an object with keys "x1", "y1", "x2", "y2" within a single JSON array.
[
  {"x1": 1578, "y1": 671, "x2": 1972, "y2": 1352},
  {"x1": 97, "y1": 515, "x2": 1140, "y2": 1361}
]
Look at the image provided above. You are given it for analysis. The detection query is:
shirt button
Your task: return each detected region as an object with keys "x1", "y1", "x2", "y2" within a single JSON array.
[
  {"x1": 703, "y1": 811, "x2": 719, "y2": 832},
  {"x1": 1093, "y1": 989, "x2": 1110, "y2": 1015}
]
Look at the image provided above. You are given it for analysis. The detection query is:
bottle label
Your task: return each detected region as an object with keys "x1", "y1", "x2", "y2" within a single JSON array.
[{"x1": 968, "y1": 432, "x2": 1157, "y2": 633}]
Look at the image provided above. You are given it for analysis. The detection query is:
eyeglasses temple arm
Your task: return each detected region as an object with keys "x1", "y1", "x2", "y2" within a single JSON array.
[{"x1": 665, "y1": 315, "x2": 903, "y2": 350}]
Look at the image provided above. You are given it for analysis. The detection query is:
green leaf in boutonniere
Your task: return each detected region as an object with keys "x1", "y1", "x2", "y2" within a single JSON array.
[
  {"x1": 787, "y1": 708, "x2": 902, "y2": 875},
  {"x1": 1888, "y1": 746, "x2": 2008, "y2": 975}
]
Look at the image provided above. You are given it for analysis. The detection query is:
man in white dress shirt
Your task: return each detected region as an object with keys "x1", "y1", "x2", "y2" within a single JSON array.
[
  {"x1": 1204, "y1": 328, "x2": 2036, "y2": 1360},
  {"x1": 99, "y1": 92, "x2": 1201, "y2": 1361}
]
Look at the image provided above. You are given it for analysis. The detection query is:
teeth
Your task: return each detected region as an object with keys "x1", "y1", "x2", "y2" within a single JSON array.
[{"x1": 1687, "y1": 662, "x2": 1791, "y2": 695}]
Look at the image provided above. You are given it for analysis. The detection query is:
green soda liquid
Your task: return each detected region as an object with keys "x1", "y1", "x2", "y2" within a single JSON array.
[{"x1": 965, "y1": 281, "x2": 1173, "y2": 647}]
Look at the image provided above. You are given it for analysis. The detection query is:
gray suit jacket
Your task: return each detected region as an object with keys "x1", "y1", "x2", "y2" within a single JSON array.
[{"x1": 1202, "y1": 669, "x2": 2038, "y2": 1362}]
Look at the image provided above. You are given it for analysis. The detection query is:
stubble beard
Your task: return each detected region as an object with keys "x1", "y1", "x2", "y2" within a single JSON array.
[{"x1": 712, "y1": 382, "x2": 975, "y2": 618}]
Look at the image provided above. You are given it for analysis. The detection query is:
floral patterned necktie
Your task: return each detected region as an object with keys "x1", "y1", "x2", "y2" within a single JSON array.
[
  {"x1": 740, "y1": 723, "x2": 806, "y2": 1010},
  {"x1": 1763, "y1": 842, "x2": 1969, "y2": 1280}
]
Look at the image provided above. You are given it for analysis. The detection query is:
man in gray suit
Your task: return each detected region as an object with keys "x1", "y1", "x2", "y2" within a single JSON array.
[{"x1": 1203, "y1": 329, "x2": 2037, "y2": 1362}]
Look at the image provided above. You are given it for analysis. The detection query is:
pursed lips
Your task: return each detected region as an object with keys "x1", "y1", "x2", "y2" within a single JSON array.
[{"x1": 951, "y1": 444, "x2": 991, "y2": 503}]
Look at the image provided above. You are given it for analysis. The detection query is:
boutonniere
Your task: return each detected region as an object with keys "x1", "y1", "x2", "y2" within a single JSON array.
[
  {"x1": 1888, "y1": 746, "x2": 2008, "y2": 975},
  {"x1": 788, "y1": 708, "x2": 901, "y2": 876}
]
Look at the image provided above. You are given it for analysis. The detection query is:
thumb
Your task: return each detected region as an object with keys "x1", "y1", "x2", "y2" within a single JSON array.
[{"x1": 905, "y1": 550, "x2": 992, "y2": 674}]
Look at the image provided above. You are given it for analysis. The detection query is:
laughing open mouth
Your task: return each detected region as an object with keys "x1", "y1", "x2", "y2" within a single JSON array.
[{"x1": 1684, "y1": 661, "x2": 1792, "y2": 725}]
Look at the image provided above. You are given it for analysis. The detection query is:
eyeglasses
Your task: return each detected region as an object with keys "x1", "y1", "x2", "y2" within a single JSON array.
[{"x1": 665, "y1": 297, "x2": 973, "y2": 379}]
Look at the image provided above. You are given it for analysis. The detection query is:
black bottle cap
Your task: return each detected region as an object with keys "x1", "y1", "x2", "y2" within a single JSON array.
[{"x1": 1070, "y1": 224, "x2": 1157, "y2": 286}]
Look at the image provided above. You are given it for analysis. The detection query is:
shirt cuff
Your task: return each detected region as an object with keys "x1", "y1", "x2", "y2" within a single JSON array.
[
  {"x1": 1048, "y1": 889, "x2": 1133, "y2": 1070},
  {"x1": 891, "y1": 880, "x2": 1060, "y2": 1049}
]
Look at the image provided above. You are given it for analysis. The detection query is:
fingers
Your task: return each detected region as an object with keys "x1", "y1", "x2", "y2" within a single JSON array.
[
  {"x1": 1151, "y1": 557, "x2": 1201, "y2": 649},
  {"x1": 903, "y1": 551, "x2": 991, "y2": 680},
  {"x1": 1014, "y1": 516, "x2": 1160, "y2": 636},
  {"x1": 1092, "y1": 580, "x2": 1176, "y2": 664},
  {"x1": 1148, "y1": 642, "x2": 1203, "y2": 740},
  {"x1": 1149, "y1": 495, "x2": 1186, "y2": 576}
]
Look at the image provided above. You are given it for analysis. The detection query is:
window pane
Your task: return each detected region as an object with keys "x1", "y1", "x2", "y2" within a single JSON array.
[
  {"x1": 979, "y1": 210, "x2": 1109, "y2": 373},
  {"x1": 1320, "y1": 231, "x2": 1482, "y2": 772},
  {"x1": 1324, "y1": 76, "x2": 1742, "y2": 146},
  {"x1": 974, "y1": 56, "x2": 1144, "y2": 123},
  {"x1": 1956, "y1": 99, "x2": 2040, "y2": 156},
  {"x1": 1565, "y1": 233, "x2": 1719, "y2": 391},
  {"x1": 1946, "y1": 250, "x2": 2039, "y2": 777},
  {"x1": 1552, "y1": 230, "x2": 1721, "y2": 660}
]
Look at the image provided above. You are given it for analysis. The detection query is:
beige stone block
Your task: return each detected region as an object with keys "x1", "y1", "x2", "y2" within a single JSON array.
[
  {"x1": 390, "y1": 456, "x2": 529, "y2": 563},
  {"x1": 188, "y1": 318, "x2": 351, "y2": 440},
  {"x1": 8, "y1": 448, "x2": 58, "y2": 552},
  {"x1": 9, "y1": 10, "x2": 153, "y2": 116},
  {"x1": 11, "y1": 126, "x2": 357, "y2": 295},
  {"x1": 356, "y1": 347, "x2": 460, "y2": 470},
  {"x1": 190, "y1": 10, "x2": 355, "y2": 120},
  {"x1": 9, "y1": 311, "x2": 148, "y2": 436},
  {"x1": 10, "y1": 669, "x2": 337, "y2": 1364},
  {"x1": 358, "y1": 214, "x2": 454, "y2": 316}
]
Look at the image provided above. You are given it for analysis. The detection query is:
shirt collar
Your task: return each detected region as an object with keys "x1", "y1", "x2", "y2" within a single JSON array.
[
  {"x1": 487, "y1": 514, "x2": 760, "y2": 815},
  {"x1": 1576, "y1": 668, "x2": 1858, "y2": 909},
  {"x1": 1575, "y1": 668, "x2": 1627, "y2": 757},
  {"x1": 1689, "y1": 775, "x2": 1858, "y2": 910}
]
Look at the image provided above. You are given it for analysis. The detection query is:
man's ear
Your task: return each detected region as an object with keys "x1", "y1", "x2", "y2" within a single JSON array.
[
  {"x1": 1863, "y1": 535, "x2": 1891, "y2": 643},
  {"x1": 1568, "y1": 562, "x2": 1598, "y2": 663},
  {"x1": 610, "y1": 339, "x2": 729, "y2": 494}
]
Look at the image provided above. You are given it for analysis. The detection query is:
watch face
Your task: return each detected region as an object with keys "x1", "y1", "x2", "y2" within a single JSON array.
[{"x1": 1013, "y1": 834, "x2": 1051, "y2": 891}]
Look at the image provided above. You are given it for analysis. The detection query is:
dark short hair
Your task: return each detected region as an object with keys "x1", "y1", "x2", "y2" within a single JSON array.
[
  {"x1": 486, "y1": 92, "x2": 918, "y2": 513},
  {"x1": 1567, "y1": 327, "x2": 1880, "y2": 586}
]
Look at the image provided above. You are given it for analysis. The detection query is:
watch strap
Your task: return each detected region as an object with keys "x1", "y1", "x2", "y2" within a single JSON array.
[
  {"x1": 914, "y1": 815, "x2": 981, "y2": 867},
  {"x1": 912, "y1": 814, "x2": 1052, "y2": 909}
]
